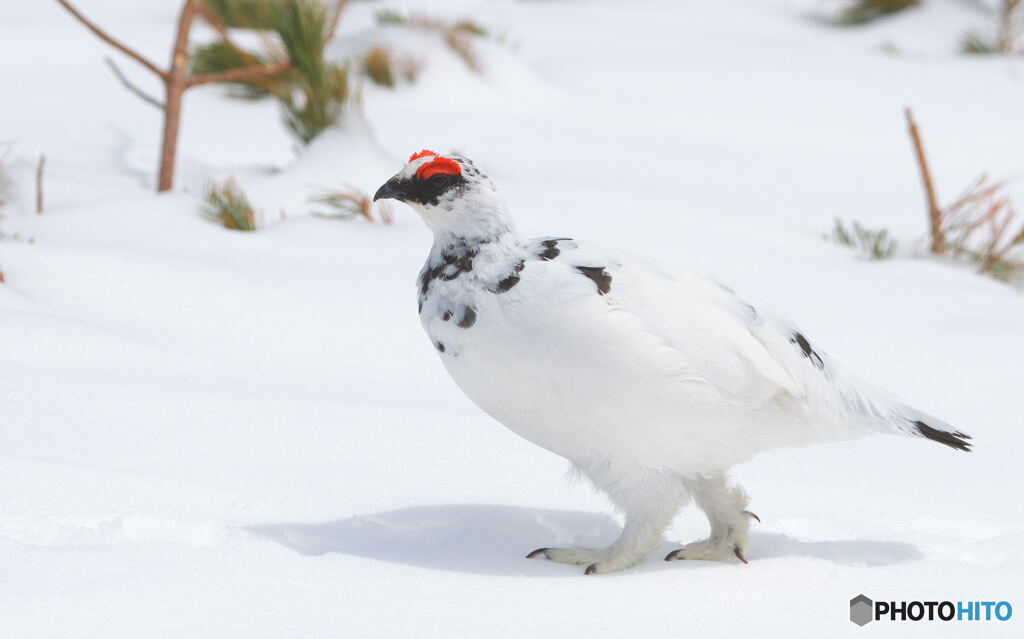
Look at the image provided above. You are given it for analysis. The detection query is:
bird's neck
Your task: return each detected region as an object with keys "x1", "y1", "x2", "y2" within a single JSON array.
[
  {"x1": 428, "y1": 227, "x2": 520, "y2": 268},
  {"x1": 424, "y1": 200, "x2": 522, "y2": 291},
  {"x1": 428, "y1": 197, "x2": 520, "y2": 261}
]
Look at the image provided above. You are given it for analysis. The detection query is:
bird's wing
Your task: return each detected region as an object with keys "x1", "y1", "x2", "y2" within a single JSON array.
[
  {"x1": 520, "y1": 237, "x2": 804, "y2": 409},
  {"x1": 519, "y1": 237, "x2": 970, "y2": 448},
  {"x1": 513, "y1": 237, "x2": 970, "y2": 449}
]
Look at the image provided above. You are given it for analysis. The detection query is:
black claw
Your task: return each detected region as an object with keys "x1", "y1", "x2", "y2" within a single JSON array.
[
  {"x1": 664, "y1": 549, "x2": 683, "y2": 561},
  {"x1": 526, "y1": 548, "x2": 548, "y2": 559},
  {"x1": 733, "y1": 545, "x2": 748, "y2": 564},
  {"x1": 584, "y1": 563, "x2": 599, "y2": 575},
  {"x1": 743, "y1": 510, "x2": 761, "y2": 523}
]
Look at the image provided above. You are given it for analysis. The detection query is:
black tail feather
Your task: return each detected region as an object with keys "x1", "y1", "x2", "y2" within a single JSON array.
[{"x1": 913, "y1": 420, "x2": 972, "y2": 452}]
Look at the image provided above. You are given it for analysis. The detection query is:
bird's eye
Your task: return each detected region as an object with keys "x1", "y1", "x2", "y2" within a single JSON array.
[{"x1": 428, "y1": 175, "x2": 450, "y2": 190}]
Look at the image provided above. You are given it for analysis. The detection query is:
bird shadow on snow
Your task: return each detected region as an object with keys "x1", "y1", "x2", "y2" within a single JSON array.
[
  {"x1": 247, "y1": 504, "x2": 922, "y2": 576},
  {"x1": 750, "y1": 532, "x2": 922, "y2": 567}
]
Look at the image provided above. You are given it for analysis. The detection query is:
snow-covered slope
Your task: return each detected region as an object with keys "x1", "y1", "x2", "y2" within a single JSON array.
[{"x1": 1, "y1": 1, "x2": 1022, "y2": 637}]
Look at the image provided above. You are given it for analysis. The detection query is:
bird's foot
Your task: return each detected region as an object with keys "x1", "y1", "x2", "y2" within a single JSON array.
[
  {"x1": 664, "y1": 536, "x2": 748, "y2": 563},
  {"x1": 526, "y1": 546, "x2": 601, "y2": 566},
  {"x1": 526, "y1": 547, "x2": 639, "y2": 575},
  {"x1": 664, "y1": 511, "x2": 757, "y2": 564}
]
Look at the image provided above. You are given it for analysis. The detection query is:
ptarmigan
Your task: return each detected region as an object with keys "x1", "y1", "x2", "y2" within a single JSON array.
[{"x1": 373, "y1": 149, "x2": 972, "y2": 575}]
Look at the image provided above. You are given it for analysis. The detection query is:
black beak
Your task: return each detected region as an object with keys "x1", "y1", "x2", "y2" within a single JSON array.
[{"x1": 373, "y1": 179, "x2": 403, "y2": 202}]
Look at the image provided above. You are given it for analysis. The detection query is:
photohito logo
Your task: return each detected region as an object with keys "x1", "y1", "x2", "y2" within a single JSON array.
[{"x1": 850, "y1": 595, "x2": 1013, "y2": 626}]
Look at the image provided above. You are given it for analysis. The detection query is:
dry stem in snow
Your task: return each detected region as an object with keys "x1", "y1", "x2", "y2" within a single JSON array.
[{"x1": 905, "y1": 108, "x2": 1024, "y2": 280}]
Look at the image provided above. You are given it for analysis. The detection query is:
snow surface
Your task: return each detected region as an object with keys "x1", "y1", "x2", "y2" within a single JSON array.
[{"x1": 2, "y1": 0, "x2": 1022, "y2": 637}]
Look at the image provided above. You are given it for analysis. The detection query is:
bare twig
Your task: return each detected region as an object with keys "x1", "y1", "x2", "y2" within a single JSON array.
[
  {"x1": 941, "y1": 174, "x2": 1024, "y2": 277},
  {"x1": 325, "y1": 0, "x2": 351, "y2": 42},
  {"x1": 998, "y1": 0, "x2": 1022, "y2": 54},
  {"x1": 187, "y1": 61, "x2": 292, "y2": 87},
  {"x1": 196, "y1": 2, "x2": 230, "y2": 40},
  {"x1": 35, "y1": 154, "x2": 46, "y2": 214},
  {"x1": 105, "y1": 58, "x2": 164, "y2": 108},
  {"x1": 999, "y1": 226, "x2": 1024, "y2": 264},
  {"x1": 310, "y1": 183, "x2": 384, "y2": 222},
  {"x1": 194, "y1": 1, "x2": 258, "y2": 67},
  {"x1": 54, "y1": 0, "x2": 167, "y2": 80},
  {"x1": 377, "y1": 200, "x2": 395, "y2": 225},
  {"x1": 905, "y1": 108, "x2": 945, "y2": 255}
]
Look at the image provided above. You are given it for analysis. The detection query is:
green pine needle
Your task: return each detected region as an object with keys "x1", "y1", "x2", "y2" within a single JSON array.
[
  {"x1": 827, "y1": 218, "x2": 898, "y2": 260},
  {"x1": 203, "y1": 178, "x2": 259, "y2": 231},
  {"x1": 835, "y1": 0, "x2": 920, "y2": 26}
]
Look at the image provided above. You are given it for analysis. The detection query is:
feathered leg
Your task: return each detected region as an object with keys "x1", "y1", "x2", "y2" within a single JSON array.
[
  {"x1": 665, "y1": 473, "x2": 755, "y2": 563},
  {"x1": 528, "y1": 467, "x2": 687, "y2": 574}
]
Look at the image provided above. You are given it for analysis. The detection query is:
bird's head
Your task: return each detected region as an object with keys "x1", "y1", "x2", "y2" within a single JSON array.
[{"x1": 373, "y1": 150, "x2": 512, "y2": 238}]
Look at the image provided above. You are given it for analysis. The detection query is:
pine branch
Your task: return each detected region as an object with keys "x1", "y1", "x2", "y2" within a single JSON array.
[
  {"x1": 54, "y1": 0, "x2": 168, "y2": 80},
  {"x1": 186, "y1": 61, "x2": 292, "y2": 87}
]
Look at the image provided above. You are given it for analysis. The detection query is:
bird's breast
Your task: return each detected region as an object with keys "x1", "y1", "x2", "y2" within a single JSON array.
[{"x1": 416, "y1": 275, "x2": 743, "y2": 469}]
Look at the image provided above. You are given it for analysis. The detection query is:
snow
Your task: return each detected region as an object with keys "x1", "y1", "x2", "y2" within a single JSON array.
[{"x1": 2, "y1": 0, "x2": 1022, "y2": 637}]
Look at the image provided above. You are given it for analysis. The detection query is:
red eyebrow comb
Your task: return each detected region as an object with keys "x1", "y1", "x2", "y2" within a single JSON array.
[
  {"x1": 408, "y1": 149, "x2": 437, "y2": 163},
  {"x1": 416, "y1": 156, "x2": 462, "y2": 180}
]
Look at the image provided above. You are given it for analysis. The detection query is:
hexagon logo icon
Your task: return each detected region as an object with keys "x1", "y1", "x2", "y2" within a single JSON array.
[{"x1": 850, "y1": 595, "x2": 874, "y2": 626}]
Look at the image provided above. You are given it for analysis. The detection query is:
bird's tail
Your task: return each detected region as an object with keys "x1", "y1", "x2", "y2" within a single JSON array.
[
  {"x1": 837, "y1": 375, "x2": 973, "y2": 452},
  {"x1": 757, "y1": 315, "x2": 972, "y2": 452},
  {"x1": 893, "y1": 405, "x2": 973, "y2": 452},
  {"x1": 795, "y1": 348, "x2": 973, "y2": 452}
]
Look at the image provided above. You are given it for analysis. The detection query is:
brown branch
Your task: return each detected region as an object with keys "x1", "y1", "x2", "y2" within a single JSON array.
[
  {"x1": 941, "y1": 172, "x2": 1024, "y2": 276},
  {"x1": 905, "y1": 108, "x2": 945, "y2": 255},
  {"x1": 170, "y1": 0, "x2": 199, "y2": 76},
  {"x1": 35, "y1": 154, "x2": 46, "y2": 214},
  {"x1": 978, "y1": 202, "x2": 1022, "y2": 274},
  {"x1": 156, "y1": 0, "x2": 201, "y2": 192},
  {"x1": 944, "y1": 175, "x2": 1004, "y2": 252},
  {"x1": 998, "y1": 0, "x2": 1022, "y2": 54},
  {"x1": 1009, "y1": 225, "x2": 1024, "y2": 251},
  {"x1": 186, "y1": 61, "x2": 292, "y2": 87},
  {"x1": 105, "y1": 58, "x2": 164, "y2": 109},
  {"x1": 195, "y1": 2, "x2": 251, "y2": 58},
  {"x1": 196, "y1": 2, "x2": 230, "y2": 40},
  {"x1": 54, "y1": 0, "x2": 167, "y2": 80},
  {"x1": 325, "y1": 0, "x2": 351, "y2": 42}
]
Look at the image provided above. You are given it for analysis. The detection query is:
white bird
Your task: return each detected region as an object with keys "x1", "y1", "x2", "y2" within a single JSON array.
[{"x1": 373, "y1": 150, "x2": 972, "y2": 575}]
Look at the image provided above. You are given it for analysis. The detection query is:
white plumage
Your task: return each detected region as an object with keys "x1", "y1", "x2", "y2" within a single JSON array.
[{"x1": 374, "y1": 150, "x2": 971, "y2": 574}]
